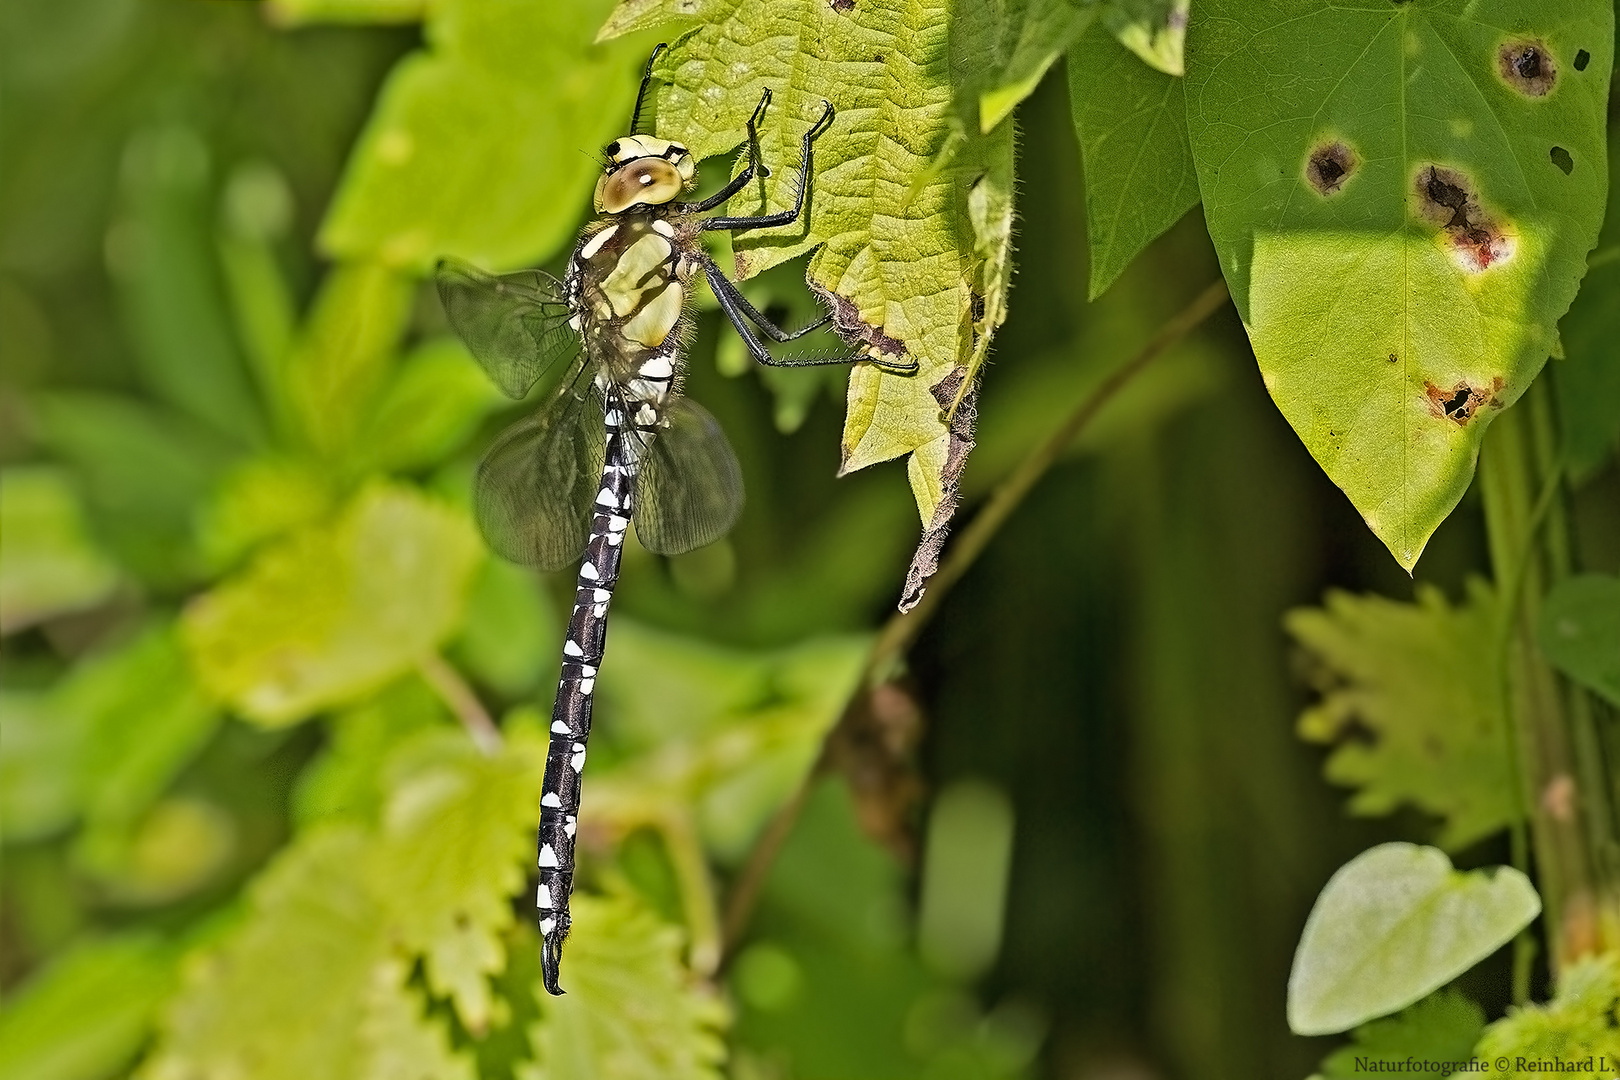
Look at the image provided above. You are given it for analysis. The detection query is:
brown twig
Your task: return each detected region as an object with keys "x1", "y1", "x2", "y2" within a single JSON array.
[{"x1": 718, "y1": 277, "x2": 1233, "y2": 961}]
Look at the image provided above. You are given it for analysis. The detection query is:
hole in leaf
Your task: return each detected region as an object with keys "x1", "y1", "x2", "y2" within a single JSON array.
[
  {"x1": 1550, "y1": 146, "x2": 1574, "y2": 175},
  {"x1": 1424, "y1": 377, "x2": 1505, "y2": 425},
  {"x1": 830, "y1": 0, "x2": 855, "y2": 10},
  {"x1": 1305, "y1": 141, "x2": 1357, "y2": 196},
  {"x1": 1574, "y1": 49, "x2": 1590, "y2": 71},
  {"x1": 1497, "y1": 40, "x2": 1557, "y2": 96}
]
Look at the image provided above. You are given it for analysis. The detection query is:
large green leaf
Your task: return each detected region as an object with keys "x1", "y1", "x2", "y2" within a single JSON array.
[
  {"x1": 320, "y1": 0, "x2": 650, "y2": 271},
  {"x1": 1067, "y1": 19, "x2": 1199, "y2": 298},
  {"x1": 141, "y1": 828, "x2": 473, "y2": 1080},
  {"x1": 1288, "y1": 843, "x2": 1541, "y2": 1036},
  {"x1": 1474, "y1": 952, "x2": 1620, "y2": 1070},
  {"x1": 1288, "y1": 583, "x2": 1518, "y2": 851},
  {"x1": 520, "y1": 894, "x2": 729, "y2": 1080},
  {"x1": 1554, "y1": 122, "x2": 1620, "y2": 477},
  {"x1": 607, "y1": 0, "x2": 1016, "y2": 523},
  {"x1": 0, "y1": 467, "x2": 121, "y2": 633},
  {"x1": 1537, "y1": 573, "x2": 1620, "y2": 707},
  {"x1": 1184, "y1": 0, "x2": 1614, "y2": 569},
  {"x1": 183, "y1": 484, "x2": 482, "y2": 725},
  {"x1": 0, "y1": 934, "x2": 176, "y2": 1080}
]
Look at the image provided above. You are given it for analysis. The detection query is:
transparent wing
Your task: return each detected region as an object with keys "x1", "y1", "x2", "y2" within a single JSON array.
[
  {"x1": 631, "y1": 396, "x2": 745, "y2": 556},
  {"x1": 436, "y1": 258, "x2": 581, "y2": 399},
  {"x1": 474, "y1": 378, "x2": 606, "y2": 571}
]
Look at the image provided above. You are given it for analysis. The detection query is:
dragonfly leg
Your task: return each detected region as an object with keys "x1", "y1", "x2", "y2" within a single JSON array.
[
  {"x1": 681, "y1": 89, "x2": 774, "y2": 213},
  {"x1": 703, "y1": 259, "x2": 917, "y2": 374},
  {"x1": 701, "y1": 100, "x2": 835, "y2": 232}
]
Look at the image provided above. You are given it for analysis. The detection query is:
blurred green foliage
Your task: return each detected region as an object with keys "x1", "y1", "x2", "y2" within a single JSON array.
[{"x1": 1, "y1": 1, "x2": 1617, "y2": 1079}]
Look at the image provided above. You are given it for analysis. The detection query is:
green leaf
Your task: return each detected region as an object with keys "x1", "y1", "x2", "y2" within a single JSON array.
[
  {"x1": 0, "y1": 934, "x2": 176, "y2": 1080},
  {"x1": 1067, "y1": 20, "x2": 1199, "y2": 298},
  {"x1": 1475, "y1": 952, "x2": 1620, "y2": 1070},
  {"x1": 1288, "y1": 842, "x2": 1541, "y2": 1036},
  {"x1": 321, "y1": 0, "x2": 648, "y2": 271},
  {"x1": 1184, "y1": 0, "x2": 1614, "y2": 570},
  {"x1": 519, "y1": 893, "x2": 729, "y2": 1080},
  {"x1": 355, "y1": 337, "x2": 507, "y2": 474},
  {"x1": 977, "y1": 0, "x2": 1099, "y2": 134},
  {"x1": 449, "y1": 557, "x2": 557, "y2": 699},
  {"x1": 1101, "y1": 0, "x2": 1188, "y2": 75},
  {"x1": 0, "y1": 691, "x2": 80, "y2": 841},
  {"x1": 616, "y1": 0, "x2": 1016, "y2": 524},
  {"x1": 368, "y1": 727, "x2": 546, "y2": 1034},
  {"x1": 589, "y1": 621, "x2": 868, "y2": 859},
  {"x1": 1316, "y1": 988, "x2": 1487, "y2": 1079},
  {"x1": 1537, "y1": 573, "x2": 1620, "y2": 707},
  {"x1": 183, "y1": 483, "x2": 483, "y2": 725},
  {"x1": 195, "y1": 456, "x2": 336, "y2": 571},
  {"x1": 264, "y1": 0, "x2": 428, "y2": 26},
  {"x1": 1554, "y1": 125, "x2": 1620, "y2": 479},
  {"x1": 1288, "y1": 583, "x2": 1518, "y2": 851},
  {"x1": 142, "y1": 827, "x2": 473, "y2": 1080},
  {"x1": 0, "y1": 467, "x2": 121, "y2": 633}
]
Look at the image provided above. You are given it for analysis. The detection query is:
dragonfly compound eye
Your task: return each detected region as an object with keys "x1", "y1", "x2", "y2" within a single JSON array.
[{"x1": 595, "y1": 157, "x2": 685, "y2": 213}]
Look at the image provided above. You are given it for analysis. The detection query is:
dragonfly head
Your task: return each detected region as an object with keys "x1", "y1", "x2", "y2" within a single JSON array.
[{"x1": 594, "y1": 135, "x2": 696, "y2": 214}]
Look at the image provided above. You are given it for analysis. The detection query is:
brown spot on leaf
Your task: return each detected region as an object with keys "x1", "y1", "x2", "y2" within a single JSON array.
[
  {"x1": 811, "y1": 282, "x2": 910, "y2": 368},
  {"x1": 1498, "y1": 40, "x2": 1557, "y2": 96},
  {"x1": 1413, "y1": 165, "x2": 1515, "y2": 272},
  {"x1": 830, "y1": 0, "x2": 855, "y2": 10},
  {"x1": 1550, "y1": 146, "x2": 1574, "y2": 174},
  {"x1": 1305, "y1": 140, "x2": 1357, "y2": 195},
  {"x1": 1388, "y1": 352, "x2": 1399, "y2": 364},
  {"x1": 897, "y1": 367, "x2": 979, "y2": 613},
  {"x1": 1424, "y1": 376, "x2": 1505, "y2": 425},
  {"x1": 1573, "y1": 49, "x2": 1590, "y2": 71}
]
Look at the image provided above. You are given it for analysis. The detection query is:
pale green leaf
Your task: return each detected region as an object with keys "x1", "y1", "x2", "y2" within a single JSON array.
[
  {"x1": 450, "y1": 557, "x2": 557, "y2": 699},
  {"x1": 292, "y1": 677, "x2": 452, "y2": 827},
  {"x1": 1288, "y1": 843, "x2": 1541, "y2": 1036},
  {"x1": 589, "y1": 621, "x2": 868, "y2": 859},
  {"x1": 355, "y1": 337, "x2": 507, "y2": 474},
  {"x1": 183, "y1": 483, "x2": 482, "y2": 725},
  {"x1": 321, "y1": 0, "x2": 649, "y2": 271},
  {"x1": 368, "y1": 727, "x2": 546, "y2": 1034},
  {"x1": 1475, "y1": 952, "x2": 1620, "y2": 1071},
  {"x1": 1288, "y1": 583, "x2": 1518, "y2": 851},
  {"x1": 1101, "y1": 0, "x2": 1188, "y2": 75},
  {"x1": 612, "y1": 0, "x2": 1016, "y2": 524},
  {"x1": 1067, "y1": 20, "x2": 1198, "y2": 298},
  {"x1": 978, "y1": 0, "x2": 1098, "y2": 134},
  {"x1": 1185, "y1": 0, "x2": 1614, "y2": 569},
  {"x1": 0, "y1": 934, "x2": 176, "y2": 1080},
  {"x1": 1316, "y1": 988, "x2": 1486, "y2": 1080},
  {"x1": 0, "y1": 467, "x2": 122, "y2": 633},
  {"x1": 520, "y1": 894, "x2": 728, "y2": 1080},
  {"x1": 141, "y1": 827, "x2": 472, "y2": 1080},
  {"x1": 196, "y1": 456, "x2": 335, "y2": 571},
  {"x1": 1537, "y1": 573, "x2": 1620, "y2": 707}
]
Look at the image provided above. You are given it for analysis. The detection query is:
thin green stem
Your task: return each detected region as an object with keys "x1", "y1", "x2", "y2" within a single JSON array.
[{"x1": 416, "y1": 653, "x2": 502, "y2": 755}]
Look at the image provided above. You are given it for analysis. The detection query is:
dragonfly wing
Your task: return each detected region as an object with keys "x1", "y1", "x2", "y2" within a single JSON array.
[
  {"x1": 436, "y1": 258, "x2": 580, "y2": 399},
  {"x1": 631, "y1": 396, "x2": 745, "y2": 556},
  {"x1": 475, "y1": 381, "x2": 606, "y2": 570}
]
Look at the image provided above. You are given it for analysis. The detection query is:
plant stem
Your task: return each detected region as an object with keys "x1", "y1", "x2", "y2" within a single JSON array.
[
  {"x1": 719, "y1": 277, "x2": 1232, "y2": 959},
  {"x1": 416, "y1": 653, "x2": 503, "y2": 755}
]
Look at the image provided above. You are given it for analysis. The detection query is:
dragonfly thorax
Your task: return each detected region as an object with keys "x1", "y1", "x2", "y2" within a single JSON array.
[{"x1": 568, "y1": 215, "x2": 696, "y2": 388}]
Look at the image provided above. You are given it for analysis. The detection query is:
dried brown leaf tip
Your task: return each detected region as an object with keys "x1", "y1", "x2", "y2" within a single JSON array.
[
  {"x1": 1498, "y1": 40, "x2": 1557, "y2": 96},
  {"x1": 1413, "y1": 165, "x2": 1514, "y2": 272},
  {"x1": 1305, "y1": 140, "x2": 1358, "y2": 196},
  {"x1": 897, "y1": 367, "x2": 978, "y2": 613},
  {"x1": 1424, "y1": 376, "x2": 1505, "y2": 426},
  {"x1": 812, "y1": 282, "x2": 910, "y2": 371}
]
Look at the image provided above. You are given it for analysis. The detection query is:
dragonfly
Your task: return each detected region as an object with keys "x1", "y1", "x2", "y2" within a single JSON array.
[{"x1": 436, "y1": 46, "x2": 914, "y2": 996}]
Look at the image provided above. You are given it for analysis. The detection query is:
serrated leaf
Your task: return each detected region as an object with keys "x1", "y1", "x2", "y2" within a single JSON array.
[
  {"x1": 321, "y1": 0, "x2": 647, "y2": 271},
  {"x1": 0, "y1": 934, "x2": 176, "y2": 1080},
  {"x1": 520, "y1": 893, "x2": 728, "y2": 1080},
  {"x1": 613, "y1": 0, "x2": 1015, "y2": 524},
  {"x1": 1288, "y1": 843, "x2": 1541, "y2": 1036},
  {"x1": 1316, "y1": 988, "x2": 1486, "y2": 1079},
  {"x1": 1288, "y1": 583, "x2": 1518, "y2": 851},
  {"x1": 369, "y1": 727, "x2": 546, "y2": 1033},
  {"x1": 1067, "y1": 19, "x2": 1198, "y2": 298},
  {"x1": 141, "y1": 827, "x2": 472, "y2": 1080},
  {"x1": 1475, "y1": 952, "x2": 1620, "y2": 1072},
  {"x1": 1101, "y1": 0, "x2": 1188, "y2": 75},
  {"x1": 1537, "y1": 574, "x2": 1620, "y2": 707},
  {"x1": 1184, "y1": 0, "x2": 1614, "y2": 570},
  {"x1": 589, "y1": 621, "x2": 868, "y2": 859},
  {"x1": 183, "y1": 483, "x2": 482, "y2": 725},
  {"x1": 0, "y1": 467, "x2": 122, "y2": 633}
]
